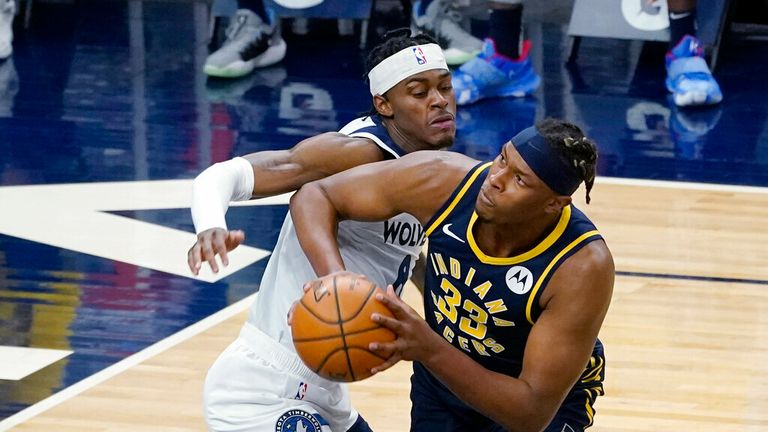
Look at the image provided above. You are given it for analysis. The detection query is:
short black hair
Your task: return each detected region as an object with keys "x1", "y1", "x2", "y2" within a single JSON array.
[
  {"x1": 535, "y1": 118, "x2": 598, "y2": 204},
  {"x1": 363, "y1": 28, "x2": 438, "y2": 116}
]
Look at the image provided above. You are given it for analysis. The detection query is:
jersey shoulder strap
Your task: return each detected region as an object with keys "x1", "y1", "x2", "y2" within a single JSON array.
[
  {"x1": 338, "y1": 115, "x2": 406, "y2": 159},
  {"x1": 424, "y1": 161, "x2": 492, "y2": 236}
]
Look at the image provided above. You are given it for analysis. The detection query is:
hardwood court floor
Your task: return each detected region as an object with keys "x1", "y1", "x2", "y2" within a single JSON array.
[{"x1": 8, "y1": 180, "x2": 768, "y2": 431}]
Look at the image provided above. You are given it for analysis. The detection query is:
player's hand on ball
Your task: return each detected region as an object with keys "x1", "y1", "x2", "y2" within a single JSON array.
[
  {"x1": 187, "y1": 228, "x2": 245, "y2": 275},
  {"x1": 368, "y1": 285, "x2": 442, "y2": 375},
  {"x1": 291, "y1": 273, "x2": 395, "y2": 382}
]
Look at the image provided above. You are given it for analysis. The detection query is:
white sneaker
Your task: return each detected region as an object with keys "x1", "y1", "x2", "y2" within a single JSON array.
[
  {"x1": 204, "y1": 9, "x2": 286, "y2": 79},
  {"x1": 411, "y1": 0, "x2": 482, "y2": 65},
  {"x1": 0, "y1": 0, "x2": 15, "y2": 60}
]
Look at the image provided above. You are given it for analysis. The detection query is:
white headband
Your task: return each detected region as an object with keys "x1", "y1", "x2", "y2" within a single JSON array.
[{"x1": 368, "y1": 43, "x2": 448, "y2": 96}]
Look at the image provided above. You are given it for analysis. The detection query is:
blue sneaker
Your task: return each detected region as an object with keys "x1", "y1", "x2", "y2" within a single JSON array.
[
  {"x1": 665, "y1": 35, "x2": 723, "y2": 107},
  {"x1": 452, "y1": 39, "x2": 541, "y2": 106}
]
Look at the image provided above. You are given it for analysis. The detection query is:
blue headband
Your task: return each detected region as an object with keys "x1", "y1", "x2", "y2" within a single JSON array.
[{"x1": 511, "y1": 126, "x2": 582, "y2": 196}]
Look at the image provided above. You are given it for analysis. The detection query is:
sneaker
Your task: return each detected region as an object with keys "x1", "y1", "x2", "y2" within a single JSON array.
[
  {"x1": 411, "y1": 0, "x2": 482, "y2": 66},
  {"x1": 665, "y1": 35, "x2": 722, "y2": 107},
  {"x1": 0, "y1": 0, "x2": 15, "y2": 60},
  {"x1": 451, "y1": 39, "x2": 541, "y2": 106},
  {"x1": 204, "y1": 9, "x2": 286, "y2": 79}
]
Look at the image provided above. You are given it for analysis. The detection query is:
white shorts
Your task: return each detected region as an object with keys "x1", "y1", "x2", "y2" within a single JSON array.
[{"x1": 204, "y1": 323, "x2": 359, "y2": 432}]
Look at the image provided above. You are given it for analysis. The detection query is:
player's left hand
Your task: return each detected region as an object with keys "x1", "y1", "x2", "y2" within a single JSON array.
[{"x1": 367, "y1": 285, "x2": 444, "y2": 375}]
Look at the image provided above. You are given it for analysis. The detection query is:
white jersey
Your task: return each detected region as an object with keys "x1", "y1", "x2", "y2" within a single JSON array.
[{"x1": 248, "y1": 116, "x2": 425, "y2": 350}]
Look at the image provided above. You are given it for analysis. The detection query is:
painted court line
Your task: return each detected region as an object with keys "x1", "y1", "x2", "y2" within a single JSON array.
[
  {"x1": 0, "y1": 347, "x2": 73, "y2": 381},
  {"x1": 597, "y1": 176, "x2": 768, "y2": 194},
  {"x1": 0, "y1": 292, "x2": 257, "y2": 431}
]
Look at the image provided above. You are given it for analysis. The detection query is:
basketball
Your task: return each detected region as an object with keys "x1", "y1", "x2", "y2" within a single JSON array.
[{"x1": 291, "y1": 274, "x2": 396, "y2": 382}]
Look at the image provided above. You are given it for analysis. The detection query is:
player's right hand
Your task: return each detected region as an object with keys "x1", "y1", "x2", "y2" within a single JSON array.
[{"x1": 187, "y1": 228, "x2": 245, "y2": 275}]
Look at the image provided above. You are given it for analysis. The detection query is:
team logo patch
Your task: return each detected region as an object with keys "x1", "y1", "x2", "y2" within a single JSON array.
[
  {"x1": 505, "y1": 266, "x2": 533, "y2": 295},
  {"x1": 275, "y1": 409, "x2": 323, "y2": 432},
  {"x1": 412, "y1": 47, "x2": 427, "y2": 65}
]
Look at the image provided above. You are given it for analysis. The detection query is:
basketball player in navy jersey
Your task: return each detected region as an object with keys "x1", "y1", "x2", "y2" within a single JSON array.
[
  {"x1": 188, "y1": 31, "x2": 457, "y2": 432},
  {"x1": 291, "y1": 118, "x2": 615, "y2": 431}
]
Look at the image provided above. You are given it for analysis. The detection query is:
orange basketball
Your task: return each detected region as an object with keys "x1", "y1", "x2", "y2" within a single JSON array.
[{"x1": 291, "y1": 274, "x2": 396, "y2": 382}]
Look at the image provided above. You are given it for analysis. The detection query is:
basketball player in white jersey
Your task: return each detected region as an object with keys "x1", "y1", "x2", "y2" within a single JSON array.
[{"x1": 187, "y1": 31, "x2": 456, "y2": 432}]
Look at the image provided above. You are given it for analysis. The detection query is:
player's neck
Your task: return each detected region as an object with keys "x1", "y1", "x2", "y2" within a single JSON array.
[
  {"x1": 474, "y1": 211, "x2": 561, "y2": 258},
  {"x1": 381, "y1": 118, "x2": 432, "y2": 153}
]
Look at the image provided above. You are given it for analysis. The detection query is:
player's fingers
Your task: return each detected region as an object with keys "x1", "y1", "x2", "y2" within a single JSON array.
[
  {"x1": 187, "y1": 244, "x2": 202, "y2": 275},
  {"x1": 287, "y1": 302, "x2": 297, "y2": 325},
  {"x1": 368, "y1": 340, "x2": 397, "y2": 358},
  {"x1": 370, "y1": 354, "x2": 402, "y2": 375},
  {"x1": 371, "y1": 312, "x2": 401, "y2": 332},
  {"x1": 375, "y1": 292, "x2": 408, "y2": 318},
  {"x1": 212, "y1": 233, "x2": 230, "y2": 268},
  {"x1": 226, "y1": 230, "x2": 245, "y2": 251},
  {"x1": 200, "y1": 242, "x2": 219, "y2": 273},
  {"x1": 302, "y1": 281, "x2": 314, "y2": 293}
]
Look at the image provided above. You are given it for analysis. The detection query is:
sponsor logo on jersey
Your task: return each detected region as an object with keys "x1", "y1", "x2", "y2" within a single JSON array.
[
  {"x1": 275, "y1": 409, "x2": 322, "y2": 432},
  {"x1": 442, "y1": 223, "x2": 465, "y2": 243},
  {"x1": 384, "y1": 220, "x2": 425, "y2": 247},
  {"x1": 505, "y1": 266, "x2": 534, "y2": 295}
]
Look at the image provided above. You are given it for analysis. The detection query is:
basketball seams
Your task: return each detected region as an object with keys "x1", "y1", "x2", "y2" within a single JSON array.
[
  {"x1": 341, "y1": 279, "x2": 379, "y2": 322},
  {"x1": 298, "y1": 279, "x2": 341, "y2": 324},
  {"x1": 313, "y1": 347, "x2": 348, "y2": 375},
  {"x1": 333, "y1": 275, "x2": 356, "y2": 381},
  {"x1": 346, "y1": 347, "x2": 390, "y2": 361},
  {"x1": 292, "y1": 274, "x2": 395, "y2": 382},
  {"x1": 292, "y1": 324, "x2": 389, "y2": 342}
]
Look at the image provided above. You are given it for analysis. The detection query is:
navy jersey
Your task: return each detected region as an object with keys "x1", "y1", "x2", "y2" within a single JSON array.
[{"x1": 423, "y1": 162, "x2": 605, "y2": 380}]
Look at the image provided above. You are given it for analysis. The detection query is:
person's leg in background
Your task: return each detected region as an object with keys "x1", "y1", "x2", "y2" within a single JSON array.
[
  {"x1": 665, "y1": 0, "x2": 722, "y2": 106},
  {"x1": 0, "y1": 0, "x2": 15, "y2": 60},
  {"x1": 450, "y1": 0, "x2": 540, "y2": 105},
  {"x1": 411, "y1": 0, "x2": 483, "y2": 65},
  {"x1": 204, "y1": 0, "x2": 286, "y2": 79}
]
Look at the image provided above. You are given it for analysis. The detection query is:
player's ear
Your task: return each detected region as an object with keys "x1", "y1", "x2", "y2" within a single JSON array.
[
  {"x1": 546, "y1": 195, "x2": 572, "y2": 214},
  {"x1": 373, "y1": 94, "x2": 393, "y2": 117}
]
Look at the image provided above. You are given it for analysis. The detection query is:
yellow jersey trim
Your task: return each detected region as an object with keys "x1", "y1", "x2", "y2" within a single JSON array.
[
  {"x1": 525, "y1": 229, "x2": 601, "y2": 324},
  {"x1": 466, "y1": 205, "x2": 572, "y2": 265},
  {"x1": 425, "y1": 162, "x2": 493, "y2": 237}
]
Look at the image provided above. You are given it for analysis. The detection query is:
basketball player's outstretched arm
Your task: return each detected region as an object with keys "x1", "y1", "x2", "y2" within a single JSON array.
[
  {"x1": 290, "y1": 151, "x2": 475, "y2": 277},
  {"x1": 291, "y1": 149, "x2": 615, "y2": 431},
  {"x1": 187, "y1": 133, "x2": 386, "y2": 275},
  {"x1": 372, "y1": 243, "x2": 614, "y2": 432}
]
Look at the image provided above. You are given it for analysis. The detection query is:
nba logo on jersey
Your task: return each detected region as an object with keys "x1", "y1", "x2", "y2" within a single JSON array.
[
  {"x1": 412, "y1": 47, "x2": 427, "y2": 65},
  {"x1": 294, "y1": 382, "x2": 308, "y2": 400},
  {"x1": 275, "y1": 410, "x2": 323, "y2": 432}
]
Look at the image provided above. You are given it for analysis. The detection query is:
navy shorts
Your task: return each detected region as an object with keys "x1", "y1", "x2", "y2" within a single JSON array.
[{"x1": 409, "y1": 357, "x2": 604, "y2": 432}]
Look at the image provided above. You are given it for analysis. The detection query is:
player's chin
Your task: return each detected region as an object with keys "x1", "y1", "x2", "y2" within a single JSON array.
[
  {"x1": 429, "y1": 131, "x2": 455, "y2": 149},
  {"x1": 474, "y1": 198, "x2": 494, "y2": 222}
]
